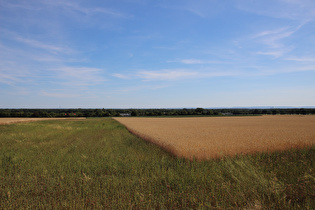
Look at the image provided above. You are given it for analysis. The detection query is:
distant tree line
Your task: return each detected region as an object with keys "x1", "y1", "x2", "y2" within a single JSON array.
[{"x1": 0, "y1": 108, "x2": 314, "y2": 118}]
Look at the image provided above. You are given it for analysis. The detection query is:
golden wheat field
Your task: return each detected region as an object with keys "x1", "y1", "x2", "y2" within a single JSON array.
[
  {"x1": 0, "y1": 118, "x2": 86, "y2": 125},
  {"x1": 114, "y1": 115, "x2": 315, "y2": 160}
]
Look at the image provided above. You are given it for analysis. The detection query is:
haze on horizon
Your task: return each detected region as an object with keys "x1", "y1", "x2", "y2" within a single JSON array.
[{"x1": 1, "y1": 0, "x2": 315, "y2": 108}]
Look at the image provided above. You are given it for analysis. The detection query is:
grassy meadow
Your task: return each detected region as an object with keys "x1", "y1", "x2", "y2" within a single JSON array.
[{"x1": 0, "y1": 118, "x2": 314, "y2": 209}]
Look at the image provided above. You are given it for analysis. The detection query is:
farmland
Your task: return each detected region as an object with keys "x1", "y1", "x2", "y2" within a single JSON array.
[
  {"x1": 0, "y1": 118, "x2": 314, "y2": 208},
  {"x1": 114, "y1": 115, "x2": 315, "y2": 160}
]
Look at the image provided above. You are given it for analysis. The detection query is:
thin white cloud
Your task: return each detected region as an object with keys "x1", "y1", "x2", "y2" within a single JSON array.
[
  {"x1": 0, "y1": 1, "x2": 40, "y2": 11},
  {"x1": 44, "y1": 0, "x2": 131, "y2": 19},
  {"x1": 55, "y1": 66, "x2": 103, "y2": 78},
  {"x1": 252, "y1": 27, "x2": 289, "y2": 39},
  {"x1": 137, "y1": 70, "x2": 197, "y2": 81},
  {"x1": 248, "y1": 65, "x2": 315, "y2": 76},
  {"x1": 184, "y1": 7, "x2": 207, "y2": 18},
  {"x1": 248, "y1": 25, "x2": 303, "y2": 58},
  {"x1": 30, "y1": 55, "x2": 63, "y2": 63},
  {"x1": 284, "y1": 57, "x2": 315, "y2": 62},
  {"x1": 0, "y1": 73, "x2": 21, "y2": 85},
  {"x1": 113, "y1": 69, "x2": 239, "y2": 81},
  {"x1": 8, "y1": 88, "x2": 31, "y2": 96},
  {"x1": 180, "y1": 59, "x2": 204, "y2": 64},
  {"x1": 237, "y1": 0, "x2": 315, "y2": 21},
  {"x1": 113, "y1": 64, "x2": 315, "y2": 81},
  {"x1": 14, "y1": 36, "x2": 74, "y2": 54},
  {"x1": 0, "y1": 29, "x2": 72, "y2": 55},
  {"x1": 52, "y1": 66, "x2": 106, "y2": 86},
  {"x1": 113, "y1": 69, "x2": 198, "y2": 81},
  {"x1": 256, "y1": 49, "x2": 292, "y2": 58},
  {"x1": 2, "y1": 0, "x2": 129, "y2": 19},
  {"x1": 112, "y1": 73, "x2": 129, "y2": 79},
  {"x1": 252, "y1": 26, "x2": 299, "y2": 49},
  {"x1": 173, "y1": 59, "x2": 224, "y2": 64},
  {"x1": 0, "y1": 37, "x2": 86, "y2": 65},
  {"x1": 41, "y1": 91, "x2": 81, "y2": 98},
  {"x1": 159, "y1": 0, "x2": 224, "y2": 18},
  {"x1": 0, "y1": 0, "x2": 132, "y2": 37},
  {"x1": 0, "y1": 51, "x2": 34, "y2": 85}
]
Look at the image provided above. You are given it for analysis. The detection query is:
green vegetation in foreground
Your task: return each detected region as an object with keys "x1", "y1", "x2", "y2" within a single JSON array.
[{"x1": 0, "y1": 118, "x2": 314, "y2": 209}]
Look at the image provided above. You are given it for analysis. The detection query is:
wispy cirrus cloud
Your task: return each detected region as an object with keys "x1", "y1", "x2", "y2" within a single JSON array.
[
  {"x1": 0, "y1": 0, "x2": 132, "y2": 38},
  {"x1": 169, "y1": 59, "x2": 223, "y2": 64},
  {"x1": 258, "y1": 65, "x2": 315, "y2": 76},
  {"x1": 113, "y1": 69, "x2": 239, "y2": 81},
  {"x1": 137, "y1": 70, "x2": 197, "y2": 81},
  {"x1": 14, "y1": 36, "x2": 74, "y2": 54},
  {"x1": 113, "y1": 69, "x2": 197, "y2": 81},
  {"x1": 236, "y1": 0, "x2": 315, "y2": 21},
  {"x1": 52, "y1": 66, "x2": 106, "y2": 86},
  {"x1": 41, "y1": 91, "x2": 81, "y2": 98},
  {"x1": 2, "y1": 0, "x2": 130, "y2": 19},
  {"x1": 235, "y1": 1, "x2": 315, "y2": 61},
  {"x1": 252, "y1": 25, "x2": 302, "y2": 49},
  {"x1": 0, "y1": 28, "x2": 75, "y2": 55},
  {"x1": 284, "y1": 57, "x2": 315, "y2": 62},
  {"x1": 159, "y1": 0, "x2": 225, "y2": 18},
  {"x1": 1, "y1": 32, "x2": 88, "y2": 65},
  {"x1": 0, "y1": 72, "x2": 21, "y2": 85},
  {"x1": 0, "y1": 46, "x2": 34, "y2": 85},
  {"x1": 248, "y1": 24, "x2": 303, "y2": 58},
  {"x1": 112, "y1": 73, "x2": 130, "y2": 79},
  {"x1": 0, "y1": 1, "x2": 40, "y2": 11},
  {"x1": 256, "y1": 49, "x2": 293, "y2": 58},
  {"x1": 113, "y1": 63, "x2": 315, "y2": 82},
  {"x1": 44, "y1": 0, "x2": 130, "y2": 18},
  {"x1": 252, "y1": 27, "x2": 289, "y2": 38},
  {"x1": 180, "y1": 59, "x2": 204, "y2": 64}
]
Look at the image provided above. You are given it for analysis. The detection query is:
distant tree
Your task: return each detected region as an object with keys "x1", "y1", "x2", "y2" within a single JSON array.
[
  {"x1": 195, "y1": 108, "x2": 204, "y2": 112},
  {"x1": 31, "y1": 112, "x2": 40, "y2": 118},
  {"x1": 300, "y1": 108, "x2": 307, "y2": 115},
  {"x1": 206, "y1": 110, "x2": 214, "y2": 115},
  {"x1": 253, "y1": 109, "x2": 261, "y2": 115},
  {"x1": 131, "y1": 110, "x2": 139, "y2": 116},
  {"x1": 233, "y1": 109, "x2": 241, "y2": 115},
  {"x1": 180, "y1": 109, "x2": 188, "y2": 115},
  {"x1": 195, "y1": 108, "x2": 204, "y2": 115},
  {"x1": 213, "y1": 111, "x2": 219, "y2": 115},
  {"x1": 262, "y1": 109, "x2": 268, "y2": 115},
  {"x1": 96, "y1": 109, "x2": 103, "y2": 117},
  {"x1": 272, "y1": 109, "x2": 280, "y2": 115}
]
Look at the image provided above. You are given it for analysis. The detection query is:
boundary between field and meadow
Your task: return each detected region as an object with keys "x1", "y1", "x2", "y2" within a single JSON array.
[{"x1": 113, "y1": 118, "x2": 179, "y2": 159}]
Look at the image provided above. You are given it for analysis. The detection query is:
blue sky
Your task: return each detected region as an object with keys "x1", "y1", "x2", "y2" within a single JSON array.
[{"x1": 1, "y1": 0, "x2": 315, "y2": 108}]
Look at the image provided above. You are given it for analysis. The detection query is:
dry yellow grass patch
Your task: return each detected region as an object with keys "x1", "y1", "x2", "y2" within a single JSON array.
[
  {"x1": 0, "y1": 118, "x2": 86, "y2": 125},
  {"x1": 114, "y1": 115, "x2": 315, "y2": 160}
]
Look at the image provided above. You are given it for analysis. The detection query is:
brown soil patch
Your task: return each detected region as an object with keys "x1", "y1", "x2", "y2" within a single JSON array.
[
  {"x1": 0, "y1": 118, "x2": 86, "y2": 125},
  {"x1": 114, "y1": 115, "x2": 315, "y2": 160}
]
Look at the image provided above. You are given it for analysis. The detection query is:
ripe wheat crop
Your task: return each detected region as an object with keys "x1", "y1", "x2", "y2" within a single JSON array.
[{"x1": 114, "y1": 115, "x2": 315, "y2": 160}]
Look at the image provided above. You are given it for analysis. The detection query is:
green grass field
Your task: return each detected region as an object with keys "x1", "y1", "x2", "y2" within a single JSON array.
[{"x1": 0, "y1": 118, "x2": 314, "y2": 209}]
